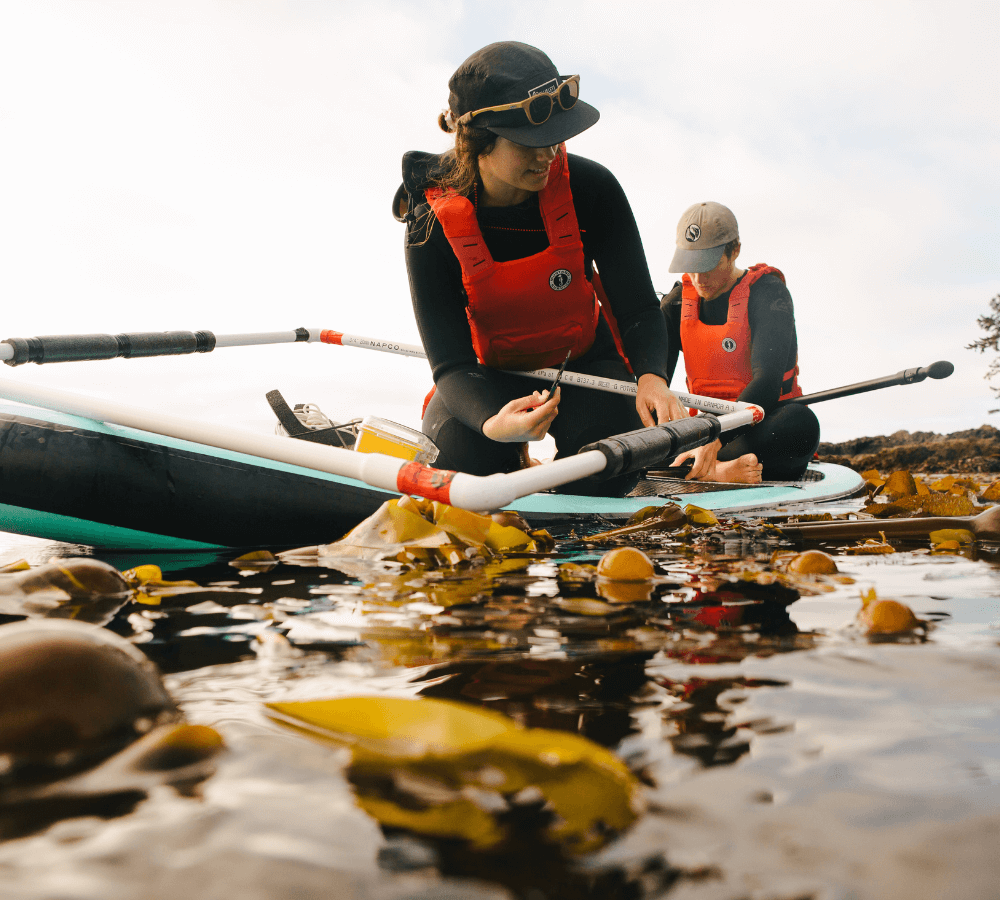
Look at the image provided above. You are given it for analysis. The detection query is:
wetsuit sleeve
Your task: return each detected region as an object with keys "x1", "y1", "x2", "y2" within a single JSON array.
[
  {"x1": 404, "y1": 226, "x2": 517, "y2": 433},
  {"x1": 569, "y1": 156, "x2": 670, "y2": 382},
  {"x1": 740, "y1": 274, "x2": 797, "y2": 411},
  {"x1": 659, "y1": 282, "x2": 683, "y2": 386}
]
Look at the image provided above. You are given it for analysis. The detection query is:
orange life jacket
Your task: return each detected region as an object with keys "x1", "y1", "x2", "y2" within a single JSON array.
[
  {"x1": 679, "y1": 263, "x2": 801, "y2": 404},
  {"x1": 425, "y1": 147, "x2": 600, "y2": 372}
]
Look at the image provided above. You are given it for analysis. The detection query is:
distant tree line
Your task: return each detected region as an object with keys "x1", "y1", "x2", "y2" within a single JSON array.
[{"x1": 968, "y1": 294, "x2": 1000, "y2": 398}]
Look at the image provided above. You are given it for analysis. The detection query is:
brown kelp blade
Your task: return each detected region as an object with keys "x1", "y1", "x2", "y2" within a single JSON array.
[{"x1": 777, "y1": 505, "x2": 1000, "y2": 542}]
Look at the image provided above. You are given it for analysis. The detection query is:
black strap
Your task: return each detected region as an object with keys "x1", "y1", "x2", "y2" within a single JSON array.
[{"x1": 265, "y1": 390, "x2": 353, "y2": 447}]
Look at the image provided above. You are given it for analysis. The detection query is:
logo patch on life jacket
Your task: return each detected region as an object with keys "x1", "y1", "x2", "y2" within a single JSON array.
[
  {"x1": 685, "y1": 224, "x2": 701, "y2": 242},
  {"x1": 722, "y1": 337, "x2": 737, "y2": 353},
  {"x1": 549, "y1": 269, "x2": 572, "y2": 291}
]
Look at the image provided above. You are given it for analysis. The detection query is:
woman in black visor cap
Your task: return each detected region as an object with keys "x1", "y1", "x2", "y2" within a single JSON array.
[{"x1": 393, "y1": 41, "x2": 686, "y2": 496}]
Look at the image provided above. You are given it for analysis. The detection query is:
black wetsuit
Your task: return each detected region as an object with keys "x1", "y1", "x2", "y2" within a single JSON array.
[
  {"x1": 396, "y1": 151, "x2": 671, "y2": 496},
  {"x1": 660, "y1": 274, "x2": 820, "y2": 480}
]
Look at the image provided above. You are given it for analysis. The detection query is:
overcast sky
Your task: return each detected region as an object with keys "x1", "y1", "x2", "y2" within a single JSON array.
[{"x1": 1, "y1": 0, "x2": 997, "y2": 444}]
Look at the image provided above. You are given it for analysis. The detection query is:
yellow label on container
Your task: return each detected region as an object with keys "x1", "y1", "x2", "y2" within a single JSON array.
[{"x1": 355, "y1": 430, "x2": 420, "y2": 461}]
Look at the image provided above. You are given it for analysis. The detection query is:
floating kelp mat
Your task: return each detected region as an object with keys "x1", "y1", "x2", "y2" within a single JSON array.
[{"x1": 0, "y1": 505, "x2": 998, "y2": 900}]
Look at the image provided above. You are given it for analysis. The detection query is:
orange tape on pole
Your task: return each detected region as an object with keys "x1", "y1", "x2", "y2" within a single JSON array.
[{"x1": 396, "y1": 461, "x2": 456, "y2": 503}]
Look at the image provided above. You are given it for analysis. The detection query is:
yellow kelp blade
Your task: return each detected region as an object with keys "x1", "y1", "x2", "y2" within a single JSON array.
[
  {"x1": 319, "y1": 498, "x2": 535, "y2": 562},
  {"x1": 981, "y1": 479, "x2": 1000, "y2": 501},
  {"x1": 431, "y1": 502, "x2": 493, "y2": 546},
  {"x1": 266, "y1": 696, "x2": 513, "y2": 760},
  {"x1": 929, "y1": 528, "x2": 976, "y2": 546},
  {"x1": 883, "y1": 470, "x2": 918, "y2": 499},
  {"x1": 430, "y1": 502, "x2": 533, "y2": 552},
  {"x1": 484, "y1": 520, "x2": 534, "y2": 552},
  {"x1": 265, "y1": 696, "x2": 641, "y2": 853},
  {"x1": 319, "y1": 499, "x2": 456, "y2": 560},
  {"x1": 485, "y1": 727, "x2": 639, "y2": 852},
  {"x1": 684, "y1": 504, "x2": 720, "y2": 526},
  {"x1": 358, "y1": 790, "x2": 504, "y2": 849},
  {"x1": 120, "y1": 564, "x2": 199, "y2": 591},
  {"x1": 587, "y1": 502, "x2": 686, "y2": 541}
]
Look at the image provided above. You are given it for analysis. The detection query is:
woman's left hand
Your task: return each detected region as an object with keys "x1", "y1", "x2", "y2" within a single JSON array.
[
  {"x1": 636, "y1": 373, "x2": 687, "y2": 426},
  {"x1": 672, "y1": 439, "x2": 721, "y2": 481}
]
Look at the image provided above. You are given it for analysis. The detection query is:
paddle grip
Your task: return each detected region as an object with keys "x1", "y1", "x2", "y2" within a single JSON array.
[
  {"x1": 2, "y1": 331, "x2": 217, "y2": 366},
  {"x1": 581, "y1": 416, "x2": 722, "y2": 481}
]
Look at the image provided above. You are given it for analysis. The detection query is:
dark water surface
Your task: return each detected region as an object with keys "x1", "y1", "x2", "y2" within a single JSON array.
[{"x1": 1, "y1": 519, "x2": 999, "y2": 900}]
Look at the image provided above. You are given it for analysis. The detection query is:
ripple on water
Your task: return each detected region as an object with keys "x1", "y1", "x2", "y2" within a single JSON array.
[{"x1": 0, "y1": 526, "x2": 998, "y2": 899}]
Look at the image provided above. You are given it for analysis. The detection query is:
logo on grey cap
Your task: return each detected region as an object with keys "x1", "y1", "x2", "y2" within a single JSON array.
[
  {"x1": 685, "y1": 224, "x2": 701, "y2": 243},
  {"x1": 549, "y1": 269, "x2": 572, "y2": 291},
  {"x1": 722, "y1": 337, "x2": 737, "y2": 353}
]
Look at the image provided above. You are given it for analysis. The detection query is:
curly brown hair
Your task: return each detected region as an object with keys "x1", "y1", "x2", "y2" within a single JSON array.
[
  {"x1": 432, "y1": 111, "x2": 499, "y2": 196},
  {"x1": 408, "y1": 114, "x2": 499, "y2": 244}
]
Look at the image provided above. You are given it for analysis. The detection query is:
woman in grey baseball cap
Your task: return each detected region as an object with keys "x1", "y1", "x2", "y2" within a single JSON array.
[
  {"x1": 659, "y1": 202, "x2": 820, "y2": 482},
  {"x1": 392, "y1": 41, "x2": 686, "y2": 495}
]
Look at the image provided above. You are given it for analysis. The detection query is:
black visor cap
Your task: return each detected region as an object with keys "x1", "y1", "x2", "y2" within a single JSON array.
[{"x1": 475, "y1": 98, "x2": 600, "y2": 147}]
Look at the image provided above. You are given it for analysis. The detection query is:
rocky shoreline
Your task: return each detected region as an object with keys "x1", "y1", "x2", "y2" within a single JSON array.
[{"x1": 817, "y1": 424, "x2": 1000, "y2": 474}]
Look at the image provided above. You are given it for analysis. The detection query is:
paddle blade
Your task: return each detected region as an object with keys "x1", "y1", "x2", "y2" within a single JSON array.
[{"x1": 926, "y1": 360, "x2": 954, "y2": 379}]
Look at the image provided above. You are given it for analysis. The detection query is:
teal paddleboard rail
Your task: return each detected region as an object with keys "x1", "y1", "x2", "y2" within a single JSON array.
[{"x1": 0, "y1": 403, "x2": 864, "y2": 551}]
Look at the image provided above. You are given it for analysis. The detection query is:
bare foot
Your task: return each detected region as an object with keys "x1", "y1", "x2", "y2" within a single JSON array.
[{"x1": 711, "y1": 454, "x2": 763, "y2": 484}]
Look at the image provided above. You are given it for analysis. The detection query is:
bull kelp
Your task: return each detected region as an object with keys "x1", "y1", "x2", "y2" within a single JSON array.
[{"x1": 0, "y1": 479, "x2": 998, "y2": 899}]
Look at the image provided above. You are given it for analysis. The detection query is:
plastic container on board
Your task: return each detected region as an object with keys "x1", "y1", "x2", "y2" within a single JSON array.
[{"x1": 353, "y1": 416, "x2": 439, "y2": 465}]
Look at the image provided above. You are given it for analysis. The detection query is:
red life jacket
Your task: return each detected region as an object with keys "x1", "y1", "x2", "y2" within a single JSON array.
[
  {"x1": 425, "y1": 147, "x2": 600, "y2": 372},
  {"x1": 679, "y1": 263, "x2": 802, "y2": 404}
]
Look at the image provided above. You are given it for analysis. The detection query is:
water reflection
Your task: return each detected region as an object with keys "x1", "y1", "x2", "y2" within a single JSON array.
[
  {"x1": 0, "y1": 527, "x2": 998, "y2": 899},
  {"x1": 414, "y1": 655, "x2": 651, "y2": 749}
]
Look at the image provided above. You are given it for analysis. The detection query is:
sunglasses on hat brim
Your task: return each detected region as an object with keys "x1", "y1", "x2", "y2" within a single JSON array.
[{"x1": 457, "y1": 75, "x2": 580, "y2": 128}]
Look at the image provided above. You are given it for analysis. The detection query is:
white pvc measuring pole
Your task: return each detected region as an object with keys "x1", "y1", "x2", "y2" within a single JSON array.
[
  {"x1": 320, "y1": 330, "x2": 748, "y2": 416},
  {"x1": 211, "y1": 329, "x2": 326, "y2": 348},
  {"x1": 0, "y1": 326, "x2": 749, "y2": 417},
  {"x1": 0, "y1": 376, "x2": 606, "y2": 511},
  {"x1": 0, "y1": 378, "x2": 758, "y2": 513}
]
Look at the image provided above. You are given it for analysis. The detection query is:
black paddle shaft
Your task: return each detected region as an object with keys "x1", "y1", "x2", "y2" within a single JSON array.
[
  {"x1": 789, "y1": 360, "x2": 953, "y2": 406},
  {"x1": 582, "y1": 415, "x2": 722, "y2": 481}
]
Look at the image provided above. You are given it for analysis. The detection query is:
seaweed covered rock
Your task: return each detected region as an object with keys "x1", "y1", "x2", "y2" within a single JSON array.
[
  {"x1": 0, "y1": 619, "x2": 178, "y2": 763},
  {"x1": 818, "y1": 425, "x2": 1000, "y2": 474}
]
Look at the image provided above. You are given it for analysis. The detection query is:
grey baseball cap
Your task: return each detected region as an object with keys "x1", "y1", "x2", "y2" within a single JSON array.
[{"x1": 668, "y1": 202, "x2": 739, "y2": 273}]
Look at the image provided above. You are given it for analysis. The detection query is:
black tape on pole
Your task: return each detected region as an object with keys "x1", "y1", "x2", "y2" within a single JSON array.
[
  {"x1": 581, "y1": 416, "x2": 722, "y2": 481},
  {"x1": 2, "y1": 331, "x2": 217, "y2": 366},
  {"x1": 114, "y1": 331, "x2": 216, "y2": 358}
]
